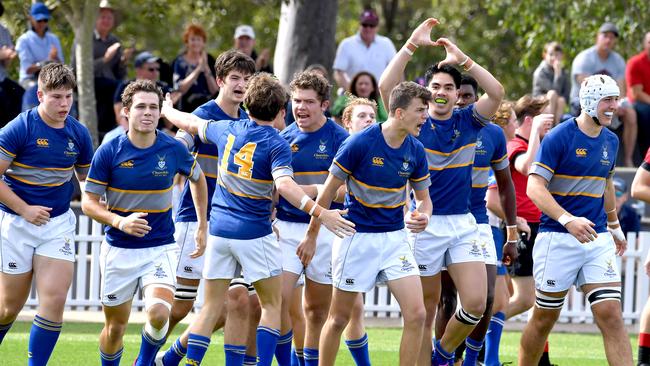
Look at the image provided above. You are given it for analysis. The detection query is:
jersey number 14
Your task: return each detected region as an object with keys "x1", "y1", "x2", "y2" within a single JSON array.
[{"x1": 220, "y1": 134, "x2": 257, "y2": 179}]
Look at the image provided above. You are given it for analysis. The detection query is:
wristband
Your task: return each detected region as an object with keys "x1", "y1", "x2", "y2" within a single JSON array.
[
  {"x1": 402, "y1": 46, "x2": 414, "y2": 57},
  {"x1": 459, "y1": 56, "x2": 470, "y2": 66},
  {"x1": 112, "y1": 216, "x2": 121, "y2": 229},
  {"x1": 308, "y1": 203, "x2": 318, "y2": 216},
  {"x1": 299, "y1": 195, "x2": 310, "y2": 211},
  {"x1": 607, "y1": 219, "x2": 620, "y2": 227},
  {"x1": 606, "y1": 208, "x2": 616, "y2": 214},
  {"x1": 557, "y1": 213, "x2": 577, "y2": 227},
  {"x1": 119, "y1": 220, "x2": 126, "y2": 232},
  {"x1": 464, "y1": 59, "x2": 475, "y2": 72},
  {"x1": 311, "y1": 204, "x2": 323, "y2": 217}
]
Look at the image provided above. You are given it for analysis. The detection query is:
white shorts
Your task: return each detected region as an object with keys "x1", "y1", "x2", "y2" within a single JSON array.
[
  {"x1": 478, "y1": 223, "x2": 497, "y2": 266},
  {"x1": 100, "y1": 242, "x2": 177, "y2": 306},
  {"x1": 174, "y1": 221, "x2": 205, "y2": 280},
  {"x1": 0, "y1": 209, "x2": 76, "y2": 274},
  {"x1": 332, "y1": 229, "x2": 419, "y2": 293},
  {"x1": 202, "y1": 233, "x2": 282, "y2": 284},
  {"x1": 409, "y1": 213, "x2": 483, "y2": 276},
  {"x1": 276, "y1": 220, "x2": 333, "y2": 285},
  {"x1": 533, "y1": 231, "x2": 621, "y2": 293}
]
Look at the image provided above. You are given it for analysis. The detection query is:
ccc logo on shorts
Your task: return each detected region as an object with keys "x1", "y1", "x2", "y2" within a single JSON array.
[
  {"x1": 36, "y1": 138, "x2": 49, "y2": 147},
  {"x1": 575, "y1": 148, "x2": 587, "y2": 157}
]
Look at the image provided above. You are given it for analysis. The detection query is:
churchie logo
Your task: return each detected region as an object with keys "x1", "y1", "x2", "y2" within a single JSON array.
[
  {"x1": 372, "y1": 157, "x2": 384, "y2": 166},
  {"x1": 36, "y1": 138, "x2": 49, "y2": 147},
  {"x1": 575, "y1": 148, "x2": 587, "y2": 157}
]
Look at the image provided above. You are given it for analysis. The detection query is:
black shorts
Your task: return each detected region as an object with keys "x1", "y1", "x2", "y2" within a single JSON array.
[{"x1": 507, "y1": 222, "x2": 539, "y2": 277}]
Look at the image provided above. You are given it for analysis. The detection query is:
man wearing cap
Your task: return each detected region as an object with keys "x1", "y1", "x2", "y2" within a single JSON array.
[
  {"x1": 234, "y1": 25, "x2": 272, "y2": 73},
  {"x1": 519, "y1": 73, "x2": 632, "y2": 365},
  {"x1": 72, "y1": 0, "x2": 132, "y2": 135},
  {"x1": 570, "y1": 22, "x2": 637, "y2": 167},
  {"x1": 0, "y1": 0, "x2": 23, "y2": 127},
  {"x1": 15, "y1": 3, "x2": 64, "y2": 89},
  {"x1": 333, "y1": 8, "x2": 396, "y2": 91},
  {"x1": 626, "y1": 31, "x2": 650, "y2": 159},
  {"x1": 102, "y1": 52, "x2": 176, "y2": 144}
]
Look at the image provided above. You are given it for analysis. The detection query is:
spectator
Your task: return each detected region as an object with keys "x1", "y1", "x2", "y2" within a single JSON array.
[
  {"x1": 72, "y1": 0, "x2": 131, "y2": 134},
  {"x1": 233, "y1": 24, "x2": 272, "y2": 73},
  {"x1": 570, "y1": 22, "x2": 636, "y2": 166},
  {"x1": 626, "y1": 31, "x2": 650, "y2": 158},
  {"x1": 614, "y1": 177, "x2": 641, "y2": 239},
  {"x1": 0, "y1": 0, "x2": 24, "y2": 126},
  {"x1": 332, "y1": 8, "x2": 396, "y2": 91},
  {"x1": 15, "y1": 2, "x2": 64, "y2": 89},
  {"x1": 172, "y1": 23, "x2": 218, "y2": 112},
  {"x1": 532, "y1": 41, "x2": 570, "y2": 124},
  {"x1": 103, "y1": 51, "x2": 176, "y2": 144},
  {"x1": 331, "y1": 71, "x2": 387, "y2": 122}
]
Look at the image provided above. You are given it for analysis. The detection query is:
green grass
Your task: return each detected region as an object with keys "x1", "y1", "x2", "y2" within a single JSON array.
[{"x1": 0, "y1": 321, "x2": 639, "y2": 365}]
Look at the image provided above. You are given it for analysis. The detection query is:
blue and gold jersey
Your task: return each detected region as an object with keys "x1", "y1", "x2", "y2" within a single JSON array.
[
  {"x1": 330, "y1": 124, "x2": 430, "y2": 233},
  {"x1": 417, "y1": 105, "x2": 489, "y2": 215},
  {"x1": 0, "y1": 108, "x2": 93, "y2": 217},
  {"x1": 530, "y1": 119, "x2": 618, "y2": 233},
  {"x1": 175, "y1": 101, "x2": 248, "y2": 223},
  {"x1": 85, "y1": 132, "x2": 202, "y2": 249},
  {"x1": 276, "y1": 119, "x2": 349, "y2": 223},
  {"x1": 199, "y1": 118, "x2": 293, "y2": 240},
  {"x1": 470, "y1": 123, "x2": 508, "y2": 224}
]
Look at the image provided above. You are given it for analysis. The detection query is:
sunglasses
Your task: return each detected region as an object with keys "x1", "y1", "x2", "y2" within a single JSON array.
[
  {"x1": 361, "y1": 23, "x2": 377, "y2": 28},
  {"x1": 147, "y1": 67, "x2": 160, "y2": 72},
  {"x1": 36, "y1": 19, "x2": 49, "y2": 23}
]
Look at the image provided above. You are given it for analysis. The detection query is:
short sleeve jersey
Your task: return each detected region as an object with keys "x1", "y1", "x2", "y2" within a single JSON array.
[
  {"x1": 417, "y1": 104, "x2": 489, "y2": 215},
  {"x1": 85, "y1": 132, "x2": 201, "y2": 249},
  {"x1": 276, "y1": 119, "x2": 349, "y2": 223},
  {"x1": 199, "y1": 119, "x2": 293, "y2": 240},
  {"x1": 529, "y1": 119, "x2": 618, "y2": 233},
  {"x1": 0, "y1": 108, "x2": 93, "y2": 217},
  {"x1": 570, "y1": 46, "x2": 626, "y2": 104},
  {"x1": 507, "y1": 135, "x2": 542, "y2": 223},
  {"x1": 175, "y1": 101, "x2": 248, "y2": 222},
  {"x1": 470, "y1": 123, "x2": 509, "y2": 224},
  {"x1": 330, "y1": 124, "x2": 430, "y2": 233}
]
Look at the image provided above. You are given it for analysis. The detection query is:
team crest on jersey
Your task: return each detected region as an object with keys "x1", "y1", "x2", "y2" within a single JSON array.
[
  {"x1": 36, "y1": 138, "x2": 49, "y2": 147},
  {"x1": 372, "y1": 156, "x2": 384, "y2": 167},
  {"x1": 600, "y1": 146, "x2": 611, "y2": 166},
  {"x1": 318, "y1": 140, "x2": 327, "y2": 152},
  {"x1": 476, "y1": 135, "x2": 483, "y2": 149},
  {"x1": 291, "y1": 144, "x2": 299, "y2": 153},
  {"x1": 314, "y1": 140, "x2": 329, "y2": 159},
  {"x1": 451, "y1": 129, "x2": 461, "y2": 141},
  {"x1": 575, "y1": 148, "x2": 587, "y2": 157},
  {"x1": 119, "y1": 160, "x2": 134, "y2": 168},
  {"x1": 64, "y1": 139, "x2": 78, "y2": 157},
  {"x1": 400, "y1": 256, "x2": 414, "y2": 272},
  {"x1": 153, "y1": 154, "x2": 169, "y2": 177},
  {"x1": 398, "y1": 158, "x2": 412, "y2": 177}
]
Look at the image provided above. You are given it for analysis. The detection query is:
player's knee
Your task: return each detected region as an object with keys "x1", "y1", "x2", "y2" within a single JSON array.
[
  {"x1": 105, "y1": 321, "x2": 128, "y2": 341},
  {"x1": 462, "y1": 295, "x2": 486, "y2": 317},
  {"x1": 227, "y1": 290, "x2": 250, "y2": 320},
  {"x1": 304, "y1": 302, "x2": 328, "y2": 325},
  {"x1": 0, "y1": 302, "x2": 22, "y2": 322},
  {"x1": 455, "y1": 306, "x2": 483, "y2": 327},
  {"x1": 329, "y1": 311, "x2": 352, "y2": 332},
  {"x1": 403, "y1": 303, "x2": 426, "y2": 326},
  {"x1": 148, "y1": 305, "x2": 170, "y2": 328}
]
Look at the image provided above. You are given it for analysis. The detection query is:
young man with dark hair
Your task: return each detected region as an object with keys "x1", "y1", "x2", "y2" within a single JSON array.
[
  {"x1": 82, "y1": 79, "x2": 208, "y2": 366},
  {"x1": 379, "y1": 18, "x2": 505, "y2": 365},
  {"x1": 0, "y1": 63, "x2": 93, "y2": 365},
  {"x1": 457, "y1": 74, "x2": 479, "y2": 108},
  {"x1": 520, "y1": 74, "x2": 632, "y2": 365},
  {"x1": 160, "y1": 72, "x2": 354, "y2": 366},
  {"x1": 157, "y1": 49, "x2": 260, "y2": 366},
  {"x1": 309, "y1": 81, "x2": 433, "y2": 366}
]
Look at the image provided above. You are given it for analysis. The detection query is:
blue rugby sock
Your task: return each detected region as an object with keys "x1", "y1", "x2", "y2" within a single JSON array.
[
  {"x1": 224, "y1": 343, "x2": 246, "y2": 366},
  {"x1": 185, "y1": 333, "x2": 211, "y2": 366},
  {"x1": 28, "y1": 315, "x2": 62, "y2": 366},
  {"x1": 256, "y1": 326, "x2": 280, "y2": 366},
  {"x1": 484, "y1": 311, "x2": 505, "y2": 366},
  {"x1": 303, "y1": 347, "x2": 319, "y2": 366},
  {"x1": 0, "y1": 321, "x2": 13, "y2": 344},
  {"x1": 243, "y1": 354, "x2": 258, "y2": 365},
  {"x1": 292, "y1": 348, "x2": 305, "y2": 366},
  {"x1": 163, "y1": 337, "x2": 188, "y2": 366},
  {"x1": 100, "y1": 347, "x2": 123, "y2": 366},
  {"x1": 432, "y1": 339, "x2": 454, "y2": 366},
  {"x1": 275, "y1": 330, "x2": 293, "y2": 366},
  {"x1": 345, "y1": 333, "x2": 370, "y2": 366},
  {"x1": 462, "y1": 336, "x2": 484, "y2": 366}
]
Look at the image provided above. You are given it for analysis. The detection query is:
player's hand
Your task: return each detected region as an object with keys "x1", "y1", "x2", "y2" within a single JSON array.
[
  {"x1": 532, "y1": 113, "x2": 554, "y2": 135},
  {"x1": 256, "y1": 48, "x2": 271, "y2": 69},
  {"x1": 104, "y1": 42, "x2": 121, "y2": 63},
  {"x1": 160, "y1": 93, "x2": 174, "y2": 117},
  {"x1": 0, "y1": 46, "x2": 16, "y2": 60},
  {"x1": 502, "y1": 241, "x2": 518, "y2": 266},
  {"x1": 565, "y1": 217, "x2": 597, "y2": 243},
  {"x1": 190, "y1": 224, "x2": 207, "y2": 258},
  {"x1": 272, "y1": 223, "x2": 280, "y2": 241},
  {"x1": 48, "y1": 45, "x2": 59, "y2": 61},
  {"x1": 296, "y1": 237, "x2": 317, "y2": 267},
  {"x1": 516, "y1": 216, "x2": 531, "y2": 237},
  {"x1": 20, "y1": 205, "x2": 52, "y2": 226},
  {"x1": 318, "y1": 209, "x2": 355, "y2": 238},
  {"x1": 608, "y1": 224, "x2": 627, "y2": 256},
  {"x1": 405, "y1": 210, "x2": 429, "y2": 233},
  {"x1": 118, "y1": 212, "x2": 151, "y2": 237},
  {"x1": 435, "y1": 38, "x2": 468, "y2": 68},
  {"x1": 407, "y1": 18, "x2": 439, "y2": 48}
]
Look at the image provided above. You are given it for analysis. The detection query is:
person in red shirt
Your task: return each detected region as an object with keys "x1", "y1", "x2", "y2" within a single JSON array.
[
  {"x1": 626, "y1": 32, "x2": 650, "y2": 160},
  {"x1": 505, "y1": 95, "x2": 555, "y2": 365},
  {"x1": 632, "y1": 148, "x2": 650, "y2": 365}
]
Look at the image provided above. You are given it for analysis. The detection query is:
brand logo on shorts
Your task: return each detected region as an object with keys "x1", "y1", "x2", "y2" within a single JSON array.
[
  {"x1": 36, "y1": 138, "x2": 49, "y2": 147},
  {"x1": 418, "y1": 264, "x2": 427, "y2": 271},
  {"x1": 59, "y1": 238, "x2": 73, "y2": 256},
  {"x1": 184, "y1": 266, "x2": 193, "y2": 273},
  {"x1": 154, "y1": 264, "x2": 167, "y2": 279},
  {"x1": 400, "y1": 256, "x2": 414, "y2": 272},
  {"x1": 8, "y1": 262, "x2": 17, "y2": 269},
  {"x1": 575, "y1": 148, "x2": 587, "y2": 157},
  {"x1": 546, "y1": 279, "x2": 556, "y2": 287},
  {"x1": 469, "y1": 242, "x2": 482, "y2": 257},
  {"x1": 106, "y1": 294, "x2": 117, "y2": 300},
  {"x1": 372, "y1": 157, "x2": 384, "y2": 167},
  {"x1": 119, "y1": 160, "x2": 134, "y2": 168},
  {"x1": 604, "y1": 258, "x2": 617, "y2": 278},
  {"x1": 345, "y1": 278, "x2": 355, "y2": 285}
]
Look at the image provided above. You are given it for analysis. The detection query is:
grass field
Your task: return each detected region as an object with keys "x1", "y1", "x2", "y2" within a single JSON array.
[{"x1": 0, "y1": 321, "x2": 640, "y2": 365}]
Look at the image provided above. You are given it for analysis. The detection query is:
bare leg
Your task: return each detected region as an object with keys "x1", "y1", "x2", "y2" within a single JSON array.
[{"x1": 417, "y1": 274, "x2": 441, "y2": 366}]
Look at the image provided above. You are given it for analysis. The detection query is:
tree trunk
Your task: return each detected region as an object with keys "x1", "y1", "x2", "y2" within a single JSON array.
[{"x1": 273, "y1": 0, "x2": 338, "y2": 86}]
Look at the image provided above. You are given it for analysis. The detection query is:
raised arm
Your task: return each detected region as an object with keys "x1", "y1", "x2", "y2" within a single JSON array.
[{"x1": 160, "y1": 93, "x2": 207, "y2": 135}]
